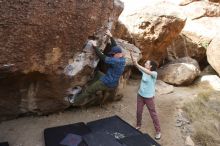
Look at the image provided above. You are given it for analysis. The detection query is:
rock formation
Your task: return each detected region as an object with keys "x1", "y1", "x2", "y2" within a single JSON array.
[
  {"x1": 0, "y1": 0, "x2": 126, "y2": 121},
  {"x1": 158, "y1": 57, "x2": 201, "y2": 85},
  {"x1": 207, "y1": 36, "x2": 220, "y2": 76},
  {"x1": 119, "y1": 2, "x2": 186, "y2": 65},
  {"x1": 166, "y1": 34, "x2": 207, "y2": 68}
]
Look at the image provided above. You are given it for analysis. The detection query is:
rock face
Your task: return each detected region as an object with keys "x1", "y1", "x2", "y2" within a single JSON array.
[
  {"x1": 0, "y1": 73, "x2": 70, "y2": 121},
  {"x1": 113, "y1": 21, "x2": 133, "y2": 43},
  {"x1": 207, "y1": 36, "x2": 220, "y2": 76},
  {"x1": 186, "y1": 1, "x2": 220, "y2": 19},
  {"x1": 116, "y1": 39, "x2": 142, "y2": 66},
  {"x1": 209, "y1": 0, "x2": 220, "y2": 3},
  {"x1": 0, "y1": 0, "x2": 124, "y2": 121},
  {"x1": 0, "y1": 0, "x2": 122, "y2": 74},
  {"x1": 180, "y1": 1, "x2": 220, "y2": 39},
  {"x1": 120, "y1": 2, "x2": 186, "y2": 65},
  {"x1": 167, "y1": 34, "x2": 207, "y2": 68},
  {"x1": 179, "y1": 0, "x2": 198, "y2": 6},
  {"x1": 180, "y1": 0, "x2": 220, "y2": 6},
  {"x1": 200, "y1": 65, "x2": 218, "y2": 76},
  {"x1": 158, "y1": 57, "x2": 201, "y2": 85},
  {"x1": 170, "y1": 0, "x2": 220, "y2": 71}
]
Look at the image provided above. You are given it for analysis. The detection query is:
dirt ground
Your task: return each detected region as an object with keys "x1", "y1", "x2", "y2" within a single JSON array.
[{"x1": 0, "y1": 79, "x2": 198, "y2": 146}]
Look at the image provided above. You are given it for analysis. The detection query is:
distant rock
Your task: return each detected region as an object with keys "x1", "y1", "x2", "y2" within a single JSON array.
[
  {"x1": 185, "y1": 136, "x2": 195, "y2": 146},
  {"x1": 196, "y1": 75, "x2": 220, "y2": 91},
  {"x1": 158, "y1": 57, "x2": 200, "y2": 85},
  {"x1": 207, "y1": 36, "x2": 220, "y2": 76}
]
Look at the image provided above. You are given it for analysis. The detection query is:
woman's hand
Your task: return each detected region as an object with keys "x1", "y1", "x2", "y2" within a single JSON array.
[
  {"x1": 129, "y1": 49, "x2": 136, "y2": 65},
  {"x1": 134, "y1": 59, "x2": 138, "y2": 66},
  {"x1": 129, "y1": 50, "x2": 138, "y2": 66}
]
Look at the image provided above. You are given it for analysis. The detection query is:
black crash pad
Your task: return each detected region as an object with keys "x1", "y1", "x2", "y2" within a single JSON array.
[
  {"x1": 118, "y1": 134, "x2": 161, "y2": 146},
  {"x1": 44, "y1": 122, "x2": 90, "y2": 146},
  {"x1": 44, "y1": 115, "x2": 160, "y2": 146},
  {"x1": 87, "y1": 115, "x2": 142, "y2": 139},
  {"x1": 0, "y1": 142, "x2": 9, "y2": 146},
  {"x1": 83, "y1": 131, "x2": 125, "y2": 146}
]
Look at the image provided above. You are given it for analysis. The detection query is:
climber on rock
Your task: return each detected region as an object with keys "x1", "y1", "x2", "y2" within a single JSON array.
[{"x1": 67, "y1": 30, "x2": 126, "y2": 106}]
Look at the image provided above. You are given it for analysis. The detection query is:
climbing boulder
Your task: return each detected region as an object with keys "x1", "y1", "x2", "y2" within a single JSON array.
[{"x1": 0, "y1": 0, "x2": 124, "y2": 121}]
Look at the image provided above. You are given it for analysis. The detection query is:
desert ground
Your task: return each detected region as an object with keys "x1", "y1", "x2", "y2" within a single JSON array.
[{"x1": 0, "y1": 79, "x2": 207, "y2": 146}]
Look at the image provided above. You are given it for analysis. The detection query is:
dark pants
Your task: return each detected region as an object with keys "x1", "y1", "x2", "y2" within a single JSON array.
[
  {"x1": 136, "y1": 94, "x2": 161, "y2": 133},
  {"x1": 74, "y1": 71, "x2": 109, "y2": 105}
]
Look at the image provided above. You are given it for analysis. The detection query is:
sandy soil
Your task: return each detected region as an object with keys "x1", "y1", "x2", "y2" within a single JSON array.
[{"x1": 0, "y1": 79, "x2": 198, "y2": 146}]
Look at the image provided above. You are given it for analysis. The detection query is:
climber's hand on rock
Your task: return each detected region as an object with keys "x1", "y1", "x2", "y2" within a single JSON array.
[
  {"x1": 105, "y1": 30, "x2": 112, "y2": 37},
  {"x1": 89, "y1": 40, "x2": 97, "y2": 47}
]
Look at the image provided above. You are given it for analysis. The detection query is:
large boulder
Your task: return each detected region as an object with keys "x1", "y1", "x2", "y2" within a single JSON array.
[
  {"x1": 158, "y1": 57, "x2": 201, "y2": 85},
  {"x1": 119, "y1": 2, "x2": 186, "y2": 65},
  {"x1": 182, "y1": 1, "x2": 220, "y2": 20},
  {"x1": 181, "y1": 1, "x2": 220, "y2": 39},
  {"x1": 207, "y1": 36, "x2": 220, "y2": 76},
  {"x1": 179, "y1": 0, "x2": 220, "y2": 6},
  {"x1": 178, "y1": 0, "x2": 220, "y2": 75},
  {"x1": 167, "y1": 0, "x2": 220, "y2": 70},
  {"x1": 0, "y1": 0, "x2": 124, "y2": 121}
]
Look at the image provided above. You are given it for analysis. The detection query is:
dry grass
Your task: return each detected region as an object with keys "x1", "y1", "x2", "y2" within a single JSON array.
[
  {"x1": 183, "y1": 91, "x2": 220, "y2": 146},
  {"x1": 194, "y1": 130, "x2": 215, "y2": 146},
  {"x1": 183, "y1": 91, "x2": 211, "y2": 121}
]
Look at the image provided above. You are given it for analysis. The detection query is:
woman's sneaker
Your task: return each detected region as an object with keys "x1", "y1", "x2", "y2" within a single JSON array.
[
  {"x1": 135, "y1": 126, "x2": 141, "y2": 130},
  {"x1": 155, "y1": 132, "x2": 161, "y2": 140},
  {"x1": 67, "y1": 86, "x2": 82, "y2": 104}
]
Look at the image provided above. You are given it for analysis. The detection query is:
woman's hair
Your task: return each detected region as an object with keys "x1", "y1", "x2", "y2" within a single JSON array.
[{"x1": 149, "y1": 60, "x2": 158, "y2": 71}]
